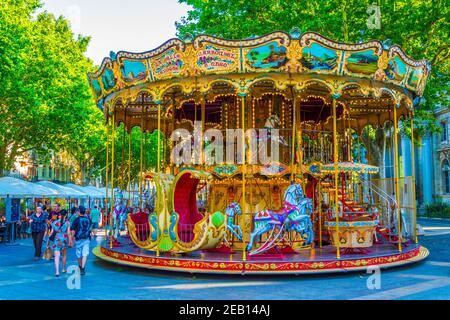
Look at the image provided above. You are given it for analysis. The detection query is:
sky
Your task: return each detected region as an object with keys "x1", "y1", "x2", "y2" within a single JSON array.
[{"x1": 40, "y1": 0, "x2": 192, "y2": 65}]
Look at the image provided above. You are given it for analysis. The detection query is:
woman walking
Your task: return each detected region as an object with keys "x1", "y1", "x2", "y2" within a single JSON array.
[
  {"x1": 29, "y1": 206, "x2": 48, "y2": 260},
  {"x1": 48, "y1": 210, "x2": 71, "y2": 277}
]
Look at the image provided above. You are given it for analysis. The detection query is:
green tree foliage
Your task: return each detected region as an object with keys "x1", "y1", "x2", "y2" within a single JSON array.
[
  {"x1": 101, "y1": 125, "x2": 166, "y2": 190},
  {"x1": 0, "y1": 0, "x2": 104, "y2": 182}
]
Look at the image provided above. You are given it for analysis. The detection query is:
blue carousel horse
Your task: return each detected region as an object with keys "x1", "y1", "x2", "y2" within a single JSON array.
[
  {"x1": 225, "y1": 202, "x2": 243, "y2": 241},
  {"x1": 246, "y1": 184, "x2": 314, "y2": 252}
]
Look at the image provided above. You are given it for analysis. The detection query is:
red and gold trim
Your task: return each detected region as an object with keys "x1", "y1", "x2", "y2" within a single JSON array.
[{"x1": 94, "y1": 245, "x2": 428, "y2": 275}]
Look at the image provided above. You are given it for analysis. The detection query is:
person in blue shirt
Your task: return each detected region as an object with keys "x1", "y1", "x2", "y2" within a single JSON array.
[
  {"x1": 29, "y1": 206, "x2": 48, "y2": 260},
  {"x1": 70, "y1": 206, "x2": 91, "y2": 275}
]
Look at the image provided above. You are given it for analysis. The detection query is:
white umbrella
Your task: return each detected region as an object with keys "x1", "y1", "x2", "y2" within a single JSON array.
[
  {"x1": 36, "y1": 181, "x2": 86, "y2": 198},
  {"x1": 62, "y1": 183, "x2": 90, "y2": 198},
  {"x1": 0, "y1": 177, "x2": 58, "y2": 198},
  {"x1": 83, "y1": 186, "x2": 105, "y2": 199}
]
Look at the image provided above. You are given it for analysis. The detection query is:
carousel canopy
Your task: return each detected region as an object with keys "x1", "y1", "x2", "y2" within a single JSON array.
[
  {"x1": 88, "y1": 30, "x2": 431, "y2": 134},
  {"x1": 0, "y1": 177, "x2": 58, "y2": 198}
]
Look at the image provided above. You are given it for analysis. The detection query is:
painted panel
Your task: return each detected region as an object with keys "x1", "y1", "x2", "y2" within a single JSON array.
[
  {"x1": 245, "y1": 42, "x2": 288, "y2": 70},
  {"x1": 384, "y1": 55, "x2": 407, "y2": 82},
  {"x1": 196, "y1": 45, "x2": 239, "y2": 73},
  {"x1": 345, "y1": 49, "x2": 379, "y2": 75},
  {"x1": 407, "y1": 67, "x2": 423, "y2": 88},
  {"x1": 120, "y1": 59, "x2": 148, "y2": 83},
  {"x1": 101, "y1": 68, "x2": 116, "y2": 91},
  {"x1": 150, "y1": 48, "x2": 184, "y2": 80},
  {"x1": 301, "y1": 43, "x2": 338, "y2": 71},
  {"x1": 91, "y1": 79, "x2": 102, "y2": 98}
]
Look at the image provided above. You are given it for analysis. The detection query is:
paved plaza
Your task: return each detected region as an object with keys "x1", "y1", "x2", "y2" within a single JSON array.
[{"x1": 0, "y1": 218, "x2": 449, "y2": 300}]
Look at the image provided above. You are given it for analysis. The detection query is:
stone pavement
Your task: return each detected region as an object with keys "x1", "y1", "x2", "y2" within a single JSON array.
[{"x1": 0, "y1": 218, "x2": 449, "y2": 300}]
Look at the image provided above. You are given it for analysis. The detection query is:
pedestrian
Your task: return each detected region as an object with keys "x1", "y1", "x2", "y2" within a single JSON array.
[
  {"x1": 90, "y1": 205, "x2": 101, "y2": 237},
  {"x1": 68, "y1": 206, "x2": 78, "y2": 225},
  {"x1": 70, "y1": 206, "x2": 91, "y2": 275},
  {"x1": 48, "y1": 209, "x2": 71, "y2": 277},
  {"x1": 49, "y1": 203, "x2": 61, "y2": 222},
  {"x1": 29, "y1": 206, "x2": 48, "y2": 260}
]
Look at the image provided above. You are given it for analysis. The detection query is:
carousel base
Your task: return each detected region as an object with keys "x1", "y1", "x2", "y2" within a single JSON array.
[{"x1": 93, "y1": 238, "x2": 429, "y2": 275}]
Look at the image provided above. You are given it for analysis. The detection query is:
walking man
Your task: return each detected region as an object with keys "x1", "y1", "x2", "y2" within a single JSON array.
[
  {"x1": 90, "y1": 205, "x2": 101, "y2": 237},
  {"x1": 70, "y1": 206, "x2": 91, "y2": 275},
  {"x1": 29, "y1": 205, "x2": 48, "y2": 260}
]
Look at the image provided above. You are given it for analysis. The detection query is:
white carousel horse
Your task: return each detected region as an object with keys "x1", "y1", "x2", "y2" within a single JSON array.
[
  {"x1": 225, "y1": 202, "x2": 243, "y2": 241},
  {"x1": 262, "y1": 114, "x2": 289, "y2": 147},
  {"x1": 246, "y1": 184, "x2": 314, "y2": 253}
]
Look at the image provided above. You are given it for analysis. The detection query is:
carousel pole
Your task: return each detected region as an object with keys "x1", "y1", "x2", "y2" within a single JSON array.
[
  {"x1": 318, "y1": 177, "x2": 323, "y2": 248},
  {"x1": 290, "y1": 87, "x2": 296, "y2": 182},
  {"x1": 171, "y1": 96, "x2": 176, "y2": 175},
  {"x1": 105, "y1": 116, "x2": 109, "y2": 233},
  {"x1": 156, "y1": 100, "x2": 162, "y2": 257},
  {"x1": 109, "y1": 110, "x2": 116, "y2": 249},
  {"x1": 139, "y1": 105, "x2": 144, "y2": 209},
  {"x1": 410, "y1": 112, "x2": 418, "y2": 243},
  {"x1": 240, "y1": 92, "x2": 247, "y2": 262},
  {"x1": 201, "y1": 95, "x2": 206, "y2": 168},
  {"x1": 393, "y1": 104, "x2": 402, "y2": 252},
  {"x1": 332, "y1": 95, "x2": 341, "y2": 259},
  {"x1": 127, "y1": 129, "x2": 131, "y2": 207},
  {"x1": 298, "y1": 95, "x2": 304, "y2": 191}
]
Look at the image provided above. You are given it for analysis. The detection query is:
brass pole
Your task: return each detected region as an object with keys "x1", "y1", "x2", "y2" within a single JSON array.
[
  {"x1": 240, "y1": 94, "x2": 247, "y2": 262},
  {"x1": 109, "y1": 111, "x2": 115, "y2": 248},
  {"x1": 105, "y1": 116, "x2": 109, "y2": 233},
  {"x1": 156, "y1": 101, "x2": 161, "y2": 257},
  {"x1": 410, "y1": 113, "x2": 418, "y2": 243},
  {"x1": 393, "y1": 105, "x2": 402, "y2": 252},
  {"x1": 318, "y1": 178, "x2": 322, "y2": 248},
  {"x1": 139, "y1": 106, "x2": 144, "y2": 209},
  {"x1": 127, "y1": 130, "x2": 131, "y2": 207},
  {"x1": 201, "y1": 95, "x2": 206, "y2": 167},
  {"x1": 290, "y1": 90, "x2": 296, "y2": 182},
  {"x1": 332, "y1": 96, "x2": 340, "y2": 259},
  {"x1": 171, "y1": 98, "x2": 176, "y2": 174},
  {"x1": 157, "y1": 103, "x2": 161, "y2": 174}
]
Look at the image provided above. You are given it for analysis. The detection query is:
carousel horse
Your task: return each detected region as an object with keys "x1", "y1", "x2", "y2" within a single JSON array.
[
  {"x1": 246, "y1": 184, "x2": 313, "y2": 252},
  {"x1": 262, "y1": 114, "x2": 289, "y2": 147},
  {"x1": 112, "y1": 189, "x2": 128, "y2": 240},
  {"x1": 225, "y1": 202, "x2": 243, "y2": 241}
]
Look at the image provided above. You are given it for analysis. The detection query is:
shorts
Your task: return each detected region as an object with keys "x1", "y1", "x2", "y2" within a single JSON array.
[
  {"x1": 75, "y1": 239, "x2": 90, "y2": 258},
  {"x1": 91, "y1": 222, "x2": 99, "y2": 229}
]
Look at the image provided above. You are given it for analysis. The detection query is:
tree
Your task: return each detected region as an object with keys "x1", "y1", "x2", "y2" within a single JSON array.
[{"x1": 0, "y1": 0, "x2": 110, "y2": 186}]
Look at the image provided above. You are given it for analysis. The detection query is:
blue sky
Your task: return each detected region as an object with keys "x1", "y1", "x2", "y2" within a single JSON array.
[{"x1": 41, "y1": 0, "x2": 191, "y2": 65}]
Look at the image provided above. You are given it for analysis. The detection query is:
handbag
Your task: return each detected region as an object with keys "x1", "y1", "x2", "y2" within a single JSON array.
[{"x1": 43, "y1": 246, "x2": 53, "y2": 260}]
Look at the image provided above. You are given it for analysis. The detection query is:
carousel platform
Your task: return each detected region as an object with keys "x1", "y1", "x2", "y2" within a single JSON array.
[{"x1": 93, "y1": 238, "x2": 429, "y2": 275}]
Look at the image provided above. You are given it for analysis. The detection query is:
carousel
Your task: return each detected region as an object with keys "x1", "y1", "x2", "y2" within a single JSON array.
[{"x1": 89, "y1": 29, "x2": 430, "y2": 274}]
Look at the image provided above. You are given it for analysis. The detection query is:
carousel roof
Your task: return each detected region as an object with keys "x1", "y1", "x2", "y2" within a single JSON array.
[{"x1": 88, "y1": 30, "x2": 431, "y2": 134}]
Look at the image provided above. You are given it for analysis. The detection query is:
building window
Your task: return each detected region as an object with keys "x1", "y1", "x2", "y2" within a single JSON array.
[
  {"x1": 443, "y1": 160, "x2": 450, "y2": 194},
  {"x1": 442, "y1": 122, "x2": 448, "y2": 142}
]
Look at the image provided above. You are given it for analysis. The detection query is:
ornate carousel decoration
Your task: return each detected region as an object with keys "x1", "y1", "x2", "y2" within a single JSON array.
[{"x1": 90, "y1": 29, "x2": 430, "y2": 274}]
